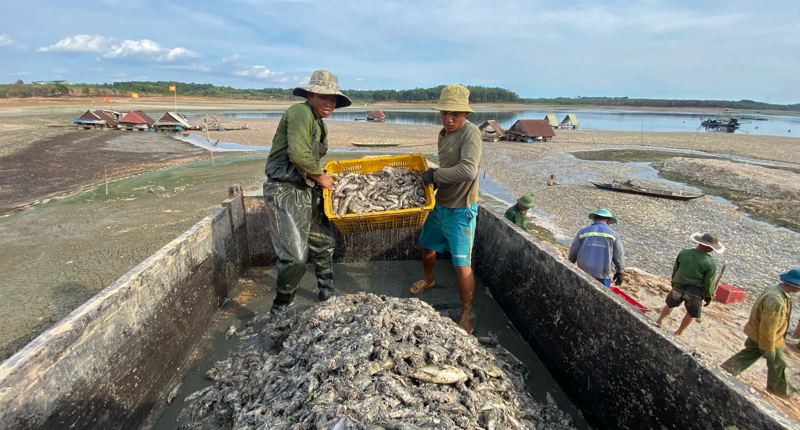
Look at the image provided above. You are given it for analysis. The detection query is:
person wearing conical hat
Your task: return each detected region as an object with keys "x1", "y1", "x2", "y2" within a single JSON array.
[
  {"x1": 721, "y1": 269, "x2": 800, "y2": 398},
  {"x1": 656, "y1": 233, "x2": 724, "y2": 336},
  {"x1": 505, "y1": 195, "x2": 535, "y2": 233},
  {"x1": 411, "y1": 84, "x2": 482, "y2": 335},
  {"x1": 263, "y1": 70, "x2": 352, "y2": 319},
  {"x1": 568, "y1": 208, "x2": 625, "y2": 288}
]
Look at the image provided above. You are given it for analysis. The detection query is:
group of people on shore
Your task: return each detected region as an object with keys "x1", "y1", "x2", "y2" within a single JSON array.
[
  {"x1": 505, "y1": 196, "x2": 799, "y2": 398},
  {"x1": 260, "y1": 69, "x2": 796, "y2": 400}
]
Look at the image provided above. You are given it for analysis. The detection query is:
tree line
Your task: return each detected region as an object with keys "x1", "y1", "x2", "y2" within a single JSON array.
[{"x1": 1, "y1": 80, "x2": 798, "y2": 111}]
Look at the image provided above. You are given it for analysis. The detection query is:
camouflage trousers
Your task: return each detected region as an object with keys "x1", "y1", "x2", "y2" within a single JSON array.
[
  {"x1": 263, "y1": 180, "x2": 335, "y2": 295},
  {"x1": 721, "y1": 338, "x2": 787, "y2": 395}
]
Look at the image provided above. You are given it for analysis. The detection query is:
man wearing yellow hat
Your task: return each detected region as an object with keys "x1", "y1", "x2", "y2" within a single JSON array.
[
  {"x1": 410, "y1": 84, "x2": 482, "y2": 334},
  {"x1": 263, "y1": 70, "x2": 351, "y2": 318}
]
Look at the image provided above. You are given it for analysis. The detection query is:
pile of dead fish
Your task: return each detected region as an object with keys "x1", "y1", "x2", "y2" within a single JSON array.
[
  {"x1": 331, "y1": 167, "x2": 428, "y2": 215},
  {"x1": 178, "y1": 293, "x2": 576, "y2": 430}
]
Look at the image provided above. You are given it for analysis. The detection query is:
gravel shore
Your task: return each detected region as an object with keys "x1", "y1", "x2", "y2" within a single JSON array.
[{"x1": 479, "y1": 140, "x2": 799, "y2": 293}]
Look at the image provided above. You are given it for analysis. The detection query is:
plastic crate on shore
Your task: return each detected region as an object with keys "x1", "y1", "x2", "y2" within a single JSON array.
[
  {"x1": 323, "y1": 153, "x2": 435, "y2": 234},
  {"x1": 715, "y1": 284, "x2": 747, "y2": 304}
]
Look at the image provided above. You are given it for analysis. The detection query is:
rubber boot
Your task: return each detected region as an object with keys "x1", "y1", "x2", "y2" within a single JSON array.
[
  {"x1": 316, "y1": 273, "x2": 336, "y2": 303},
  {"x1": 269, "y1": 292, "x2": 295, "y2": 322}
]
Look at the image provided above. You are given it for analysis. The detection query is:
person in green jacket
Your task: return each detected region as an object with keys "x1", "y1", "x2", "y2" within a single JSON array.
[
  {"x1": 721, "y1": 269, "x2": 800, "y2": 397},
  {"x1": 656, "y1": 232, "x2": 723, "y2": 336},
  {"x1": 263, "y1": 70, "x2": 351, "y2": 318},
  {"x1": 410, "y1": 84, "x2": 482, "y2": 335},
  {"x1": 505, "y1": 195, "x2": 535, "y2": 233}
]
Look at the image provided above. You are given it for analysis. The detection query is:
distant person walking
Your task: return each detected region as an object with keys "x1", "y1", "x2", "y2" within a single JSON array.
[
  {"x1": 505, "y1": 195, "x2": 535, "y2": 233},
  {"x1": 656, "y1": 233, "x2": 724, "y2": 336},
  {"x1": 568, "y1": 208, "x2": 625, "y2": 288},
  {"x1": 720, "y1": 269, "x2": 800, "y2": 398}
]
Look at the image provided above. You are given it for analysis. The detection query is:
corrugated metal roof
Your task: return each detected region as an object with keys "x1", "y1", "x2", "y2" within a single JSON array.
[
  {"x1": 478, "y1": 120, "x2": 506, "y2": 137},
  {"x1": 368, "y1": 110, "x2": 386, "y2": 118},
  {"x1": 156, "y1": 112, "x2": 192, "y2": 128},
  {"x1": 119, "y1": 110, "x2": 155, "y2": 126},
  {"x1": 560, "y1": 114, "x2": 579, "y2": 126},
  {"x1": 544, "y1": 114, "x2": 558, "y2": 127},
  {"x1": 508, "y1": 120, "x2": 556, "y2": 138},
  {"x1": 79, "y1": 110, "x2": 118, "y2": 126}
]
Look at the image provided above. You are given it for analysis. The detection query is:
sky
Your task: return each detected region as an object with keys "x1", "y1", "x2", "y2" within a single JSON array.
[{"x1": 1, "y1": 0, "x2": 798, "y2": 103}]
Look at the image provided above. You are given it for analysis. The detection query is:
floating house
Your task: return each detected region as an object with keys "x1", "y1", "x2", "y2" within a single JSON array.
[
  {"x1": 367, "y1": 110, "x2": 386, "y2": 122},
  {"x1": 154, "y1": 112, "x2": 193, "y2": 132},
  {"x1": 118, "y1": 110, "x2": 155, "y2": 131},
  {"x1": 74, "y1": 110, "x2": 120, "y2": 130},
  {"x1": 478, "y1": 120, "x2": 506, "y2": 142},
  {"x1": 505, "y1": 119, "x2": 556, "y2": 142},
  {"x1": 560, "y1": 114, "x2": 579, "y2": 129},
  {"x1": 544, "y1": 114, "x2": 559, "y2": 128}
]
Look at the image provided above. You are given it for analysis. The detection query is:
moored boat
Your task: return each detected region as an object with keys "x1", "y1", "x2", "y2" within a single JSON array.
[
  {"x1": 591, "y1": 181, "x2": 704, "y2": 200},
  {"x1": 350, "y1": 141, "x2": 403, "y2": 147}
]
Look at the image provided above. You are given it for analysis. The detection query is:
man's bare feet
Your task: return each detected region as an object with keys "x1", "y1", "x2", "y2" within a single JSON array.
[{"x1": 458, "y1": 317, "x2": 473, "y2": 335}]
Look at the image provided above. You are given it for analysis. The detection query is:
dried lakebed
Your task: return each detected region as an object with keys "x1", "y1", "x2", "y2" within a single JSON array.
[{"x1": 479, "y1": 142, "x2": 800, "y2": 294}]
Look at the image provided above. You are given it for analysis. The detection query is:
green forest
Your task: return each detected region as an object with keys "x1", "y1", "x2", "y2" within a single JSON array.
[{"x1": 1, "y1": 80, "x2": 798, "y2": 111}]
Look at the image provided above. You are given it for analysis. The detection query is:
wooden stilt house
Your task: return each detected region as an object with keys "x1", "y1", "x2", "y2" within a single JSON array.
[
  {"x1": 560, "y1": 114, "x2": 579, "y2": 129},
  {"x1": 544, "y1": 114, "x2": 559, "y2": 128},
  {"x1": 118, "y1": 110, "x2": 156, "y2": 131},
  {"x1": 367, "y1": 110, "x2": 386, "y2": 122},
  {"x1": 154, "y1": 112, "x2": 193, "y2": 132},
  {"x1": 504, "y1": 119, "x2": 556, "y2": 142},
  {"x1": 478, "y1": 120, "x2": 506, "y2": 142},
  {"x1": 74, "y1": 110, "x2": 119, "y2": 130}
]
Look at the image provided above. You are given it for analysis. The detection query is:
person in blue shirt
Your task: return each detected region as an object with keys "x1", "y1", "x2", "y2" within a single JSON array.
[{"x1": 568, "y1": 208, "x2": 626, "y2": 287}]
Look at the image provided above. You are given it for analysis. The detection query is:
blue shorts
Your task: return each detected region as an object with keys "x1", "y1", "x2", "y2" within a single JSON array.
[{"x1": 419, "y1": 202, "x2": 477, "y2": 267}]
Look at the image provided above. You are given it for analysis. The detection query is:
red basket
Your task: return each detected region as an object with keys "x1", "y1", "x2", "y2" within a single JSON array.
[
  {"x1": 610, "y1": 287, "x2": 650, "y2": 313},
  {"x1": 715, "y1": 284, "x2": 747, "y2": 304}
]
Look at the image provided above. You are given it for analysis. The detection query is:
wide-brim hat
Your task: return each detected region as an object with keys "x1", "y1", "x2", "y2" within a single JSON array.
[
  {"x1": 690, "y1": 232, "x2": 725, "y2": 253},
  {"x1": 779, "y1": 269, "x2": 800, "y2": 287},
  {"x1": 293, "y1": 70, "x2": 352, "y2": 109},
  {"x1": 516, "y1": 195, "x2": 535, "y2": 208},
  {"x1": 431, "y1": 84, "x2": 474, "y2": 113},
  {"x1": 588, "y1": 208, "x2": 617, "y2": 224}
]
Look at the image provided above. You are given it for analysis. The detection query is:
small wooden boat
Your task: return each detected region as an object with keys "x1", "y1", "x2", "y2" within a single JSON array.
[
  {"x1": 350, "y1": 141, "x2": 403, "y2": 147},
  {"x1": 590, "y1": 181, "x2": 704, "y2": 201}
]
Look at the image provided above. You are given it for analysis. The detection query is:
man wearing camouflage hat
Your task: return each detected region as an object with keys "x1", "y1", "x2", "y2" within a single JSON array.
[
  {"x1": 411, "y1": 84, "x2": 482, "y2": 335},
  {"x1": 263, "y1": 70, "x2": 351, "y2": 318},
  {"x1": 505, "y1": 195, "x2": 535, "y2": 233}
]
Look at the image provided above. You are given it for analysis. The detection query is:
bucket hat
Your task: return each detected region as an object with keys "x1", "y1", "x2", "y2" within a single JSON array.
[
  {"x1": 588, "y1": 208, "x2": 617, "y2": 224},
  {"x1": 293, "y1": 70, "x2": 352, "y2": 109},
  {"x1": 690, "y1": 232, "x2": 725, "y2": 253},
  {"x1": 779, "y1": 269, "x2": 800, "y2": 287},
  {"x1": 516, "y1": 195, "x2": 535, "y2": 208},
  {"x1": 431, "y1": 84, "x2": 474, "y2": 113}
]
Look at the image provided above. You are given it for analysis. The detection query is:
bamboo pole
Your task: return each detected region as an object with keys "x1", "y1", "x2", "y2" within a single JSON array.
[
  {"x1": 206, "y1": 126, "x2": 215, "y2": 166},
  {"x1": 104, "y1": 165, "x2": 108, "y2": 195}
]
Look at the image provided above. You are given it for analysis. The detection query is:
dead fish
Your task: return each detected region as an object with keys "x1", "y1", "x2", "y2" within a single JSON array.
[
  {"x1": 409, "y1": 364, "x2": 467, "y2": 384},
  {"x1": 166, "y1": 383, "x2": 181, "y2": 404},
  {"x1": 224, "y1": 325, "x2": 237, "y2": 339}
]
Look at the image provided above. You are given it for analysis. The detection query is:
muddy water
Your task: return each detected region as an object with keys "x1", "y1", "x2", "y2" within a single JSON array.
[{"x1": 148, "y1": 261, "x2": 592, "y2": 430}]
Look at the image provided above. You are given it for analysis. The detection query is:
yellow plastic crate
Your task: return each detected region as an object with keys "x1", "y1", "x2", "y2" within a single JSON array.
[{"x1": 323, "y1": 153, "x2": 435, "y2": 234}]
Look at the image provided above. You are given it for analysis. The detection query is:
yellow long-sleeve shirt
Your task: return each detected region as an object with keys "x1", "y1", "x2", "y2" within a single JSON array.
[{"x1": 743, "y1": 284, "x2": 793, "y2": 352}]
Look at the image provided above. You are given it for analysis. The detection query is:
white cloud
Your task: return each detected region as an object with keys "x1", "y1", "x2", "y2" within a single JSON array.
[
  {"x1": 163, "y1": 63, "x2": 212, "y2": 72},
  {"x1": 233, "y1": 65, "x2": 279, "y2": 79},
  {"x1": 52, "y1": 67, "x2": 69, "y2": 75},
  {"x1": 0, "y1": 34, "x2": 13, "y2": 46},
  {"x1": 103, "y1": 39, "x2": 200, "y2": 61},
  {"x1": 4, "y1": 71, "x2": 30, "y2": 76},
  {"x1": 38, "y1": 34, "x2": 109, "y2": 52},
  {"x1": 222, "y1": 54, "x2": 244, "y2": 63}
]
